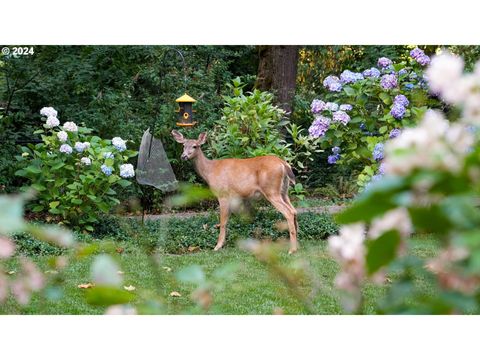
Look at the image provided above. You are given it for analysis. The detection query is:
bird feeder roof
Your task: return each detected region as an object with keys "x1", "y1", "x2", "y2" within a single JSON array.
[{"x1": 175, "y1": 93, "x2": 196, "y2": 103}]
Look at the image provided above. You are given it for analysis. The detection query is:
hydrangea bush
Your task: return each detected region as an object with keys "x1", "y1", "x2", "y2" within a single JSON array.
[
  {"x1": 308, "y1": 48, "x2": 440, "y2": 188},
  {"x1": 329, "y1": 53, "x2": 480, "y2": 314},
  {"x1": 15, "y1": 107, "x2": 137, "y2": 231}
]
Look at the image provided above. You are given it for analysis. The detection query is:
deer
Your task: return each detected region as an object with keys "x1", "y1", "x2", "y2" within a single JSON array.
[{"x1": 171, "y1": 130, "x2": 299, "y2": 254}]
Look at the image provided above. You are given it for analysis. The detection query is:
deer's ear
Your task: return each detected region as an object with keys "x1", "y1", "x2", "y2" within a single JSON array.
[
  {"x1": 197, "y1": 132, "x2": 207, "y2": 145},
  {"x1": 171, "y1": 130, "x2": 186, "y2": 143}
]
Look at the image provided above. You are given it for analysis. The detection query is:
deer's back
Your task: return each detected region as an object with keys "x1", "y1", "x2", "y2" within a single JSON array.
[{"x1": 207, "y1": 155, "x2": 287, "y2": 198}]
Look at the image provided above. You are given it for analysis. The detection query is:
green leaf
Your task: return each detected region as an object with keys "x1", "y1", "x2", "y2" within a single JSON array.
[
  {"x1": 117, "y1": 179, "x2": 131, "y2": 187},
  {"x1": 85, "y1": 286, "x2": 135, "y2": 306},
  {"x1": 25, "y1": 165, "x2": 41, "y2": 174},
  {"x1": 379, "y1": 92, "x2": 392, "y2": 105},
  {"x1": 32, "y1": 183, "x2": 47, "y2": 191},
  {"x1": 105, "y1": 158, "x2": 114, "y2": 167},
  {"x1": 366, "y1": 230, "x2": 401, "y2": 274},
  {"x1": 49, "y1": 201, "x2": 60, "y2": 209},
  {"x1": 343, "y1": 86, "x2": 356, "y2": 96}
]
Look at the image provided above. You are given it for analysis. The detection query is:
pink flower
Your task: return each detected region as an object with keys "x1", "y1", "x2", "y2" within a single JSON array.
[{"x1": 0, "y1": 236, "x2": 15, "y2": 259}]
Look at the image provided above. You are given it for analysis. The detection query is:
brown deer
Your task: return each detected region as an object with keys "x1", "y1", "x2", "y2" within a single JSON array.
[{"x1": 172, "y1": 130, "x2": 298, "y2": 254}]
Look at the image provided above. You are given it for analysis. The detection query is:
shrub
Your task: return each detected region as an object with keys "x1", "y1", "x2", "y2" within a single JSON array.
[
  {"x1": 15, "y1": 107, "x2": 137, "y2": 231},
  {"x1": 307, "y1": 48, "x2": 441, "y2": 188},
  {"x1": 329, "y1": 53, "x2": 480, "y2": 314},
  {"x1": 209, "y1": 78, "x2": 321, "y2": 182}
]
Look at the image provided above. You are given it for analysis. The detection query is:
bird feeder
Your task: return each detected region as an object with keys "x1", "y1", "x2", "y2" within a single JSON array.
[{"x1": 175, "y1": 93, "x2": 197, "y2": 127}]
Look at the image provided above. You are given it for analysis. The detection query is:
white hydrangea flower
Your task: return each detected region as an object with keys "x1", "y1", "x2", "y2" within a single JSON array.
[
  {"x1": 328, "y1": 223, "x2": 366, "y2": 261},
  {"x1": 45, "y1": 116, "x2": 60, "y2": 128},
  {"x1": 63, "y1": 121, "x2": 78, "y2": 132},
  {"x1": 80, "y1": 157, "x2": 91, "y2": 166},
  {"x1": 369, "y1": 208, "x2": 412, "y2": 240},
  {"x1": 59, "y1": 144, "x2": 73, "y2": 154},
  {"x1": 426, "y1": 52, "x2": 464, "y2": 103},
  {"x1": 112, "y1": 137, "x2": 127, "y2": 152},
  {"x1": 57, "y1": 131, "x2": 68, "y2": 143},
  {"x1": 40, "y1": 107, "x2": 58, "y2": 118},
  {"x1": 119, "y1": 164, "x2": 135, "y2": 178}
]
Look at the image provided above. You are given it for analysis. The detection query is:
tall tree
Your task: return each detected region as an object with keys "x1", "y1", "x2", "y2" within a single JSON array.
[{"x1": 255, "y1": 45, "x2": 299, "y2": 114}]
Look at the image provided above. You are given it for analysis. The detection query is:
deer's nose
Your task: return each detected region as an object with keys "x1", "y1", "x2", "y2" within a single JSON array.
[{"x1": 181, "y1": 154, "x2": 188, "y2": 161}]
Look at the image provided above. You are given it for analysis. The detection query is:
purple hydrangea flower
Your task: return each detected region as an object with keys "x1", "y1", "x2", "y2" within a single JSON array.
[
  {"x1": 410, "y1": 47, "x2": 424, "y2": 60},
  {"x1": 311, "y1": 99, "x2": 326, "y2": 114},
  {"x1": 323, "y1": 75, "x2": 342, "y2": 92},
  {"x1": 325, "y1": 102, "x2": 339, "y2": 111},
  {"x1": 377, "y1": 57, "x2": 393, "y2": 69},
  {"x1": 363, "y1": 67, "x2": 381, "y2": 78},
  {"x1": 327, "y1": 155, "x2": 340, "y2": 164},
  {"x1": 378, "y1": 163, "x2": 386, "y2": 175},
  {"x1": 394, "y1": 94, "x2": 409, "y2": 107},
  {"x1": 380, "y1": 74, "x2": 398, "y2": 90},
  {"x1": 416, "y1": 55, "x2": 431, "y2": 66},
  {"x1": 339, "y1": 104, "x2": 353, "y2": 112},
  {"x1": 333, "y1": 111, "x2": 351, "y2": 125},
  {"x1": 389, "y1": 128, "x2": 401, "y2": 139},
  {"x1": 308, "y1": 116, "x2": 331, "y2": 138},
  {"x1": 373, "y1": 143, "x2": 384, "y2": 161},
  {"x1": 390, "y1": 103, "x2": 406, "y2": 119}
]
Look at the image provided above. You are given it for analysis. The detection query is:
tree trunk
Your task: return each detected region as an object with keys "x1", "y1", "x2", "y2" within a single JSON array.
[{"x1": 255, "y1": 45, "x2": 299, "y2": 114}]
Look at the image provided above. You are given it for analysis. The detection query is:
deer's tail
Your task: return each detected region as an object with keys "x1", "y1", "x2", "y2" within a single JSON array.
[{"x1": 282, "y1": 161, "x2": 296, "y2": 186}]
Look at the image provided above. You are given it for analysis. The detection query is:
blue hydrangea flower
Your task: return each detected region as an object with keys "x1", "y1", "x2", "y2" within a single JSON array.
[
  {"x1": 325, "y1": 102, "x2": 339, "y2": 111},
  {"x1": 390, "y1": 103, "x2": 406, "y2": 119},
  {"x1": 409, "y1": 72, "x2": 418, "y2": 80},
  {"x1": 380, "y1": 74, "x2": 398, "y2": 89},
  {"x1": 373, "y1": 143, "x2": 384, "y2": 162},
  {"x1": 59, "y1": 144, "x2": 72, "y2": 154},
  {"x1": 377, "y1": 57, "x2": 393, "y2": 69},
  {"x1": 389, "y1": 128, "x2": 401, "y2": 139},
  {"x1": 308, "y1": 116, "x2": 331, "y2": 138},
  {"x1": 398, "y1": 68, "x2": 408, "y2": 76},
  {"x1": 311, "y1": 99, "x2": 326, "y2": 114},
  {"x1": 360, "y1": 123, "x2": 367, "y2": 131},
  {"x1": 333, "y1": 110, "x2": 351, "y2": 125},
  {"x1": 74, "y1": 142, "x2": 89, "y2": 153},
  {"x1": 339, "y1": 104, "x2": 353, "y2": 112},
  {"x1": 101, "y1": 164, "x2": 113, "y2": 176},
  {"x1": 332, "y1": 146, "x2": 341, "y2": 154},
  {"x1": 103, "y1": 152, "x2": 114, "y2": 159},
  {"x1": 323, "y1": 75, "x2": 342, "y2": 92},
  {"x1": 404, "y1": 83, "x2": 415, "y2": 91},
  {"x1": 394, "y1": 94, "x2": 409, "y2": 107},
  {"x1": 363, "y1": 67, "x2": 381, "y2": 78},
  {"x1": 340, "y1": 70, "x2": 363, "y2": 84}
]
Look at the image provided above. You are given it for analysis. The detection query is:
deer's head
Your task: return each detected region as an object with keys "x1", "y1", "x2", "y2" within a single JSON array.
[{"x1": 171, "y1": 130, "x2": 207, "y2": 161}]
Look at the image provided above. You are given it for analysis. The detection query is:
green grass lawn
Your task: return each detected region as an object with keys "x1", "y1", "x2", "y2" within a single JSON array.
[{"x1": 0, "y1": 235, "x2": 440, "y2": 315}]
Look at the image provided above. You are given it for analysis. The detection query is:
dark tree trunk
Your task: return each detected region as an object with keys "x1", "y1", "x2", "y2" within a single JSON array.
[{"x1": 255, "y1": 45, "x2": 299, "y2": 114}]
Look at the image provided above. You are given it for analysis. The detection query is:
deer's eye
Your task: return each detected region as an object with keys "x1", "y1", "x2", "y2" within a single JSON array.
[{"x1": 193, "y1": 145, "x2": 197, "y2": 149}]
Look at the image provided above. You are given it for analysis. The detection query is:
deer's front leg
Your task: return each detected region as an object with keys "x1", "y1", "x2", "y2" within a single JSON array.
[{"x1": 214, "y1": 198, "x2": 230, "y2": 251}]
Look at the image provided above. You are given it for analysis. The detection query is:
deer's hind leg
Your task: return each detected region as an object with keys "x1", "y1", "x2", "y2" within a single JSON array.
[
  {"x1": 281, "y1": 177, "x2": 299, "y2": 233},
  {"x1": 214, "y1": 198, "x2": 230, "y2": 251},
  {"x1": 263, "y1": 193, "x2": 298, "y2": 254}
]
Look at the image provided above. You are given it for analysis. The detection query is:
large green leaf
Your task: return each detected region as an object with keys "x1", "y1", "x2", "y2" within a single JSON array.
[
  {"x1": 85, "y1": 286, "x2": 135, "y2": 306},
  {"x1": 366, "y1": 230, "x2": 401, "y2": 274}
]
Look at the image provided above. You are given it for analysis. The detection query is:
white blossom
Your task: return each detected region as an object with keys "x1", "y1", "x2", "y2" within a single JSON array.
[
  {"x1": 45, "y1": 116, "x2": 60, "y2": 128},
  {"x1": 119, "y1": 163, "x2": 135, "y2": 178},
  {"x1": 57, "y1": 131, "x2": 68, "y2": 143},
  {"x1": 63, "y1": 121, "x2": 78, "y2": 132},
  {"x1": 40, "y1": 106, "x2": 57, "y2": 118},
  {"x1": 112, "y1": 137, "x2": 127, "y2": 151},
  {"x1": 59, "y1": 144, "x2": 73, "y2": 154},
  {"x1": 328, "y1": 223, "x2": 365, "y2": 261},
  {"x1": 369, "y1": 208, "x2": 412, "y2": 240},
  {"x1": 80, "y1": 157, "x2": 91, "y2": 166},
  {"x1": 426, "y1": 52, "x2": 464, "y2": 102}
]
